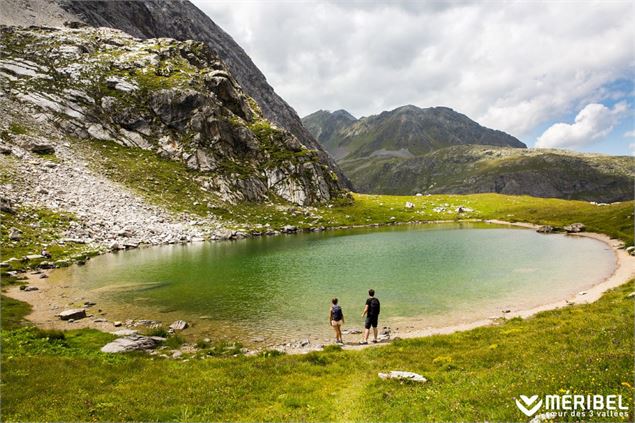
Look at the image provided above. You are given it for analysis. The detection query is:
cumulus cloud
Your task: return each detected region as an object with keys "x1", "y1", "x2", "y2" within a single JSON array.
[
  {"x1": 535, "y1": 102, "x2": 627, "y2": 148},
  {"x1": 192, "y1": 1, "x2": 634, "y2": 139}
]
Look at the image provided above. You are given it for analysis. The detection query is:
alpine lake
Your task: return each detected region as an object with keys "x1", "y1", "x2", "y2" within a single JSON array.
[{"x1": 48, "y1": 222, "x2": 616, "y2": 345}]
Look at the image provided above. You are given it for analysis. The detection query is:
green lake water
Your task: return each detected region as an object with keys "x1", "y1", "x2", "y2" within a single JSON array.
[{"x1": 51, "y1": 223, "x2": 616, "y2": 344}]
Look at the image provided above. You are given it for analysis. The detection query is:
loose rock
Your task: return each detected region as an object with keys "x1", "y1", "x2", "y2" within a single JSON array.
[
  {"x1": 169, "y1": 320, "x2": 189, "y2": 331},
  {"x1": 378, "y1": 371, "x2": 427, "y2": 383},
  {"x1": 59, "y1": 308, "x2": 86, "y2": 320}
]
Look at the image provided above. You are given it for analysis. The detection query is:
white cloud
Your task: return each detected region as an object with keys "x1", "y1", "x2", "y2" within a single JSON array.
[
  {"x1": 625, "y1": 130, "x2": 635, "y2": 138},
  {"x1": 535, "y1": 102, "x2": 627, "y2": 148},
  {"x1": 192, "y1": 1, "x2": 634, "y2": 139}
]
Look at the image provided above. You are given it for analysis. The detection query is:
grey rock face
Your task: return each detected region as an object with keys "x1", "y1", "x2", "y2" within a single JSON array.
[
  {"x1": 0, "y1": 0, "x2": 350, "y2": 188},
  {"x1": 0, "y1": 26, "x2": 345, "y2": 205}
]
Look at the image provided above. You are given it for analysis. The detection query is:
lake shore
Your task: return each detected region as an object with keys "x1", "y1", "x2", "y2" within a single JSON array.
[{"x1": 5, "y1": 219, "x2": 634, "y2": 356}]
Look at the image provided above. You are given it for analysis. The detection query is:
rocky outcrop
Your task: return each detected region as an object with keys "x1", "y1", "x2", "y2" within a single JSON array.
[
  {"x1": 0, "y1": 26, "x2": 344, "y2": 205},
  {"x1": 0, "y1": 0, "x2": 351, "y2": 188}
]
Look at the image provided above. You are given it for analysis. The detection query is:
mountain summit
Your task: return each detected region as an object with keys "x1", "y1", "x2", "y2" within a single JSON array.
[{"x1": 302, "y1": 105, "x2": 526, "y2": 161}]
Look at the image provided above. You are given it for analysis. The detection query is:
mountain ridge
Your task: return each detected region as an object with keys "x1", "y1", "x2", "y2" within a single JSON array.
[
  {"x1": 303, "y1": 107, "x2": 633, "y2": 202},
  {"x1": 302, "y1": 105, "x2": 526, "y2": 161},
  {"x1": 0, "y1": 0, "x2": 351, "y2": 188}
]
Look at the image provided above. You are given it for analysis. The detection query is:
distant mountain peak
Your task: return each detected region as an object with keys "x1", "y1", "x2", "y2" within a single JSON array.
[{"x1": 303, "y1": 104, "x2": 526, "y2": 161}]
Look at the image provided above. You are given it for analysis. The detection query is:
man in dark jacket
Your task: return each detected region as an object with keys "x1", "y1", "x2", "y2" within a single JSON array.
[{"x1": 360, "y1": 289, "x2": 380, "y2": 344}]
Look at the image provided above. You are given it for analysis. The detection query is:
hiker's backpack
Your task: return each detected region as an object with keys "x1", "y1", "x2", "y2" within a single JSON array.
[
  {"x1": 332, "y1": 305, "x2": 343, "y2": 321},
  {"x1": 368, "y1": 298, "x2": 380, "y2": 315}
]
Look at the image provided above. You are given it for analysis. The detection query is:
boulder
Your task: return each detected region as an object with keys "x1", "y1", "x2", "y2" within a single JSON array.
[
  {"x1": 100, "y1": 335, "x2": 159, "y2": 353},
  {"x1": 405, "y1": 202, "x2": 415, "y2": 209},
  {"x1": 59, "y1": 308, "x2": 86, "y2": 320},
  {"x1": 626, "y1": 246, "x2": 635, "y2": 256},
  {"x1": 0, "y1": 197, "x2": 15, "y2": 214},
  {"x1": 111, "y1": 329, "x2": 138, "y2": 337},
  {"x1": 282, "y1": 225, "x2": 298, "y2": 233},
  {"x1": 8, "y1": 227, "x2": 21, "y2": 241},
  {"x1": 378, "y1": 371, "x2": 427, "y2": 383},
  {"x1": 23, "y1": 286, "x2": 39, "y2": 291},
  {"x1": 29, "y1": 143, "x2": 55, "y2": 155},
  {"x1": 536, "y1": 225, "x2": 554, "y2": 234},
  {"x1": 169, "y1": 320, "x2": 189, "y2": 331},
  {"x1": 563, "y1": 223, "x2": 585, "y2": 233}
]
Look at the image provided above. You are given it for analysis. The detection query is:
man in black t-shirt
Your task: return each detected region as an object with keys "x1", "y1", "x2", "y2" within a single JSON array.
[{"x1": 360, "y1": 288, "x2": 380, "y2": 344}]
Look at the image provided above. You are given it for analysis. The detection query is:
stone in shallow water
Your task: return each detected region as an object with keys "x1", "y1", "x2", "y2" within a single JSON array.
[
  {"x1": 378, "y1": 371, "x2": 427, "y2": 383},
  {"x1": 100, "y1": 335, "x2": 159, "y2": 353},
  {"x1": 59, "y1": 308, "x2": 86, "y2": 320}
]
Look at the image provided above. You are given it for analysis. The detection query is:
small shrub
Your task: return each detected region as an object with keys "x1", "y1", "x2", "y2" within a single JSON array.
[
  {"x1": 432, "y1": 355, "x2": 456, "y2": 370},
  {"x1": 35, "y1": 328, "x2": 65, "y2": 341},
  {"x1": 195, "y1": 339, "x2": 210, "y2": 349},
  {"x1": 322, "y1": 344, "x2": 342, "y2": 353},
  {"x1": 303, "y1": 351, "x2": 329, "y2": 366},
  {"x1": 258, "y1": 349, "x2": 285, "y2": 358},
  {"x1": 165, "y1": 335, "x2": 185, "y2": 349},
  {"x1": 206, "y1": 341, "x2": 243, "y2": 357},
  {"x1": 146, "y1": 327, "x2": 169, "y2": 338},
  {"x1": 8, "y1": 122, "x2": 28, "y2": 135}
]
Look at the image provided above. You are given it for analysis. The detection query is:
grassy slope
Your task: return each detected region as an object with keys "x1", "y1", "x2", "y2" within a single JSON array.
[
  {"x1": 2, "y1": 281, "x2": 632, "y2": 422},
  {"x1": 339, "y1": 146, "x2": 634, "y2": 202}
]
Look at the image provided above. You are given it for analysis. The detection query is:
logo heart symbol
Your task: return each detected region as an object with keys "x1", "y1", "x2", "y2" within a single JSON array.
[{"x1": 516, "y1": 395, "x2": 543, "y2": 417}]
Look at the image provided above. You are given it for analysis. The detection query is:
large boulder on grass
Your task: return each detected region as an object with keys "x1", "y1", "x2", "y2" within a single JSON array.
[{"x1": 100, "y1": 335, "x2": 160, "y2": 353}]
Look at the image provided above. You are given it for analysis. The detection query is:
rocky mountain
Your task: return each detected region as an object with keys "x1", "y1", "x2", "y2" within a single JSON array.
[
  {"x1": 303, "y1": 106, "x2": 633, "y2": 202},
  {"x1": 340, "y1": 145, "x2": 634, "y2": 202},
  {"x1": 0, "y1": 0, "x2": 350, "y2": 187},
  {"x1": 0, "y1": 26, "x2": 344, "y2": 205},
  {"x1": 302, "y1": 105, "x2": 526, "y2": 160}
]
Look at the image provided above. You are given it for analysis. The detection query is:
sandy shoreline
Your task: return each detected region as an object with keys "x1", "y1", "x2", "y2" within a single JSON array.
[{"x1": 5, "y1": 219, "x2": 634, "y2": 354}]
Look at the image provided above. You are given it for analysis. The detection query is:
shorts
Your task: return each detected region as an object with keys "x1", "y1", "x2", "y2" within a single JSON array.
[
  {"x1": 364, "y1": 315, "x2": 378, "y2": 329},
  {"x1": 331, "y1": 320, "x2": 342, "y2": 327}
]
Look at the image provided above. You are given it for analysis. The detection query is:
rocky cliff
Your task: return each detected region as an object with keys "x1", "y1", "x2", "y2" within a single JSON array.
[
  {"x1": 0, "y1": 26, "x2": 344, "y2": 205},
  {"x1": 0, "y1": 0, "x2": 350, "y2": 187},
  {"x1": 302, "y1": 105, "x2": 526, "y2": 160}
]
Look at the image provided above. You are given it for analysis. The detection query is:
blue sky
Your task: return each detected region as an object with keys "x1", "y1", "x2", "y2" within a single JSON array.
[{"x1": 193, "y1": 1, "x2": 635, "y2": 156}]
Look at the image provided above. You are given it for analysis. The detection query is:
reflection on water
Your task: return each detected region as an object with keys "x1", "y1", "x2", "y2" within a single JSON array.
[{"x1": 49, "y1": 223, "x2": 616, "y2": 343}]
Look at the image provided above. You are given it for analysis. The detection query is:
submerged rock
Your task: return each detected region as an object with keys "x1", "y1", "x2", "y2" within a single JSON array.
[{"x1": 59, "y1": 308, "x2": 86, "y2": 320}]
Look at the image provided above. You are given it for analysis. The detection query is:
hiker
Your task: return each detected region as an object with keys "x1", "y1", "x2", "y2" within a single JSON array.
[
  {"x1": 360, "y1": 288, "x2": 380, "y2": 344},
  {"x1": 329, "y1": 297, "x2": 344, "y2": 344}
]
